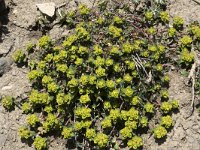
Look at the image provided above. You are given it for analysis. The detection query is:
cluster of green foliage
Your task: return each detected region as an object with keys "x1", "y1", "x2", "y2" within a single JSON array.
[
  {"x1": 4, "y1": 0, "x2": 199, "y2": 149},
  {"x1": 1, "y1": 96, "x2": 14, "y2": 110},
  {"x1": 12, "y1": 49, "x2": 27, "y2": 64}
]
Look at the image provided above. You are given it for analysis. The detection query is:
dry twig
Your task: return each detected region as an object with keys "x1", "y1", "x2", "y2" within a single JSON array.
[
  {"x1": 192, "y1": 0, "x2": 200, "y2": 5},
  {"x1": 188, "y1": 48, "x2": 200, "y2": 108}
]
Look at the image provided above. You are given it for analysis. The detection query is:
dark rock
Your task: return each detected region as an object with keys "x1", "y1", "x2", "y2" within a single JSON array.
[
  {"x1": 0, "y1": 0, "x2": 6, "y2": 13},
  {"x1": 0, "y1": 57, "x2": 12, "y2": 76}
]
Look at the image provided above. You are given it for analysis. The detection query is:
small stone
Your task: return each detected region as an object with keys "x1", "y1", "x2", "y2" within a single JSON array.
[
  {"x1": 36, "y1": 3, "x2": 56, "y2": 18},
  {"x1": 12, "y1": 9, "x2": 18, "y2": 15},
  {"x1": 0, "y1": 57, "x2": 12, "y2": 76},
  {"x1": 1, "y1": 85, "x2": 12, "y2": 90}
]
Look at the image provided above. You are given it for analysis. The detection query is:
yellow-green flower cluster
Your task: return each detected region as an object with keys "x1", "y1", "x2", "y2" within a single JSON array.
[
  {"x1": 122, "y1": 41, "x2": 134, "y2": 54},
  {"x1": 89, "y1": 75, "x2": 96, "y2": 85},
  {"x1": 101, "y1": 117, "x2": 112, "y2": 129},
  {"x1": 168, "y1": 27, "x2": 176, "y2": 37},
  {"x1": 26, "y1": 42, "x2": 35, "y2": 53},
  {"x1": 127, "y1": 108, "x2": 139, "y2": 120},
  {"x1": 80, "y1": 75, "x2": 89, "y2": 85},
  {"x1": 76, "y1": 26, "x2": 91, "y2": 41},
  {"x1": 74, "y1": 121, "x2": 92, "y2": 131},
  {"x1": 28, "y1": 70, "x2": 44, "y2": 81},
  {"x1": 86, "y1": 128, "x2": 96, "y2": 140},
  {"x1": 93, "y1": 45, "x2": 103, "y2": 55},
  {"x1": 120, "y1": 127, "x2": 132, "y2": 139},
  {"x1": 161, "y1": 90, "x2": 169, "y2": 99},
  {"x1": 148, "y1": 27, "x2": 156, "y2": 35},
  {"x1": 42, "y1": 113, "x2": 59, "y2": 132},
  {"x1": 96, "y1": 17, "x2": 104, "y2": 25},
  {"x1": 95, "y1": 67, "x2": 106, "y2": 77},
  {"x1": 53, "y1": 50, "x2": 68, "y2": 63},
  {"x1": 38, "y1": 35, "x2": 51, "y2": 49},
  {"x1": 161, "y1": 102, "x2": 172, "y2": 114},
  {"x1": 109, "y1": 109, "x2": 120, "y2": 122},
  {"x1": 62, "y1": 35, "x2": 77, "y2": 48},
  {"x1": 106, "y1": 80, "x2": 115, "y2": 89},
  {"x1": 75, "y1": 107, "x2": 91, "y2": 119},
  {"x1": 173, "y1": 16, "x2": 184, "y2": 29},
  {"x1": 180, "y1": 48, "x2": 194, "y2": 64},
  {"x1": 1, "y1": 96, "x2": 14, "y2": 110},
  {"x1": 131, "y1": 96, "x2": 140, "y2": 106},
  {"x1": 29, "y1": 90, "x2": 51, "y2": 105},
  {"x1": 123, "y1": 74, "x2": 133, "y2": 83},
  {"x1": 27, "y1": 114, "x2": 40, "y2": 127},
  {"x1": 113, "y1": 63, "x2": 121, "y2": 72},
  {"x1": 127, "y1": 136, "x2": 143, "y2": 150},
  {"x1": 109, "y1": 25, "x2": 122, "y2": 38},
  {"x1": 125, "y1": 120, "x2": 137, "y2": 129},
  {"x1": 33, "y1": 137, "x2": 47, "y2": 150},
  {"x1": 96, "y1": 79, "x2": 106, "y2": 89},
  {"x1": 18, "y1": 126, "x2": 34, "y2": 139},
  {"x1": 68, "y1": 78, "x2": 79, "y2": 88},
  {"x1": 44, "y1": 54, "x2": 53, "y2": 62},
  {"x1": 94, "y1": 56, "x2": 105, "y2": 67},
  {"x1": 80, "y1": 94, "x2": 90, "y2": 104},
  {"x1": 144, "y1": 102, "x2": 154, "y2": 113},
  {"x1": 22, "y1": 102, "x2": 32, "y2": 114},
  {"x1": 56, "y1": 64, "x2": 68, "y2": 73},
  {"x1": 189, "y1": 25, "x2": 200, "y2": 40},
  {"x1": 145, "y1": 11, "x2": 153, "y2": 21},
  {"x1": 37, "y1": 61, "x2": 46, "y2": 70},
  {"x1": 153, "y1": 125, "x2": 167, "y2": 139},
  {"x1": 94, "y1": 133, "x2": 109, "y2": 148},
  {"x1": 156, "y1": 63, "x2": 163, "y2": 72},
  {"x1": 12, "y1": 50, "x2": 27, "y2": 64},
  {"x1": 160, "y1": 115, "x2": 173, "y2": 128},
  {"x1": 110, "y1": 45, "x2": 120, "y2": 56},
  {"x1": 56, "y1": 93, "x2": 72, "y2": 105},
  {"x1": 159, "y1": 11, "x2": 169, "y2": 22},
  {"x1": 47, "y1": 82, "x2": 59, "y2": 93},
  {"x1": 44, "y1": 105, "x2": 53, "y2": 113},
  {"x1": 171, "y1": 100, "x2": 179, "y2": 109},
  {"x1": 180, "y1": 36, "x2": 192, "y2": 47},
  {"x1": 79, "y1": 4, "x2": 90, "y2": 15},
  {"x1": 122, "y1": 86, "x2": 134, "y2": 98},
  {"x1": 162, "y1": 75, "x2": 170, "y2": 83},
  {"x1": 42, "y1": 76, "x2": 53, "y2": 85},
  {"x1": 140, "y1": 116, "x2": 148, "y2": 127},
  {"x1": 113, "y1": 16, "x2": 123, "y2": 24},
  {"x1": 75, "y1": 57, "x2": 83, "y2": 66},
  {"x1": 128, "y1": 61, "x2": 136, "y2": 70},
  {"x1": 109, "y1": 89, "x2": 120, "y2": 98},
  {"x1": 62, "y1": 127, "x2": 74, "y2": 139},
  {"x1": 104, "y1": 101, "x2": 112, "y2": 110},
  {"x1": 78, "y1": 46, "x2": 89, "y2": 56}
]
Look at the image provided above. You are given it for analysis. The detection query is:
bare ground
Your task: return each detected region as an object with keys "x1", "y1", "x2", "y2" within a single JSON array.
[{"x1": 0, "y1": 0, "x2": 200, "y2": 150}]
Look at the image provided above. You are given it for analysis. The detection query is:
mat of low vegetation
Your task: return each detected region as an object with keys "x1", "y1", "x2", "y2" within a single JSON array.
[{"x1": 1, "y1": 0, "x2": 200, "y2": 150}]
